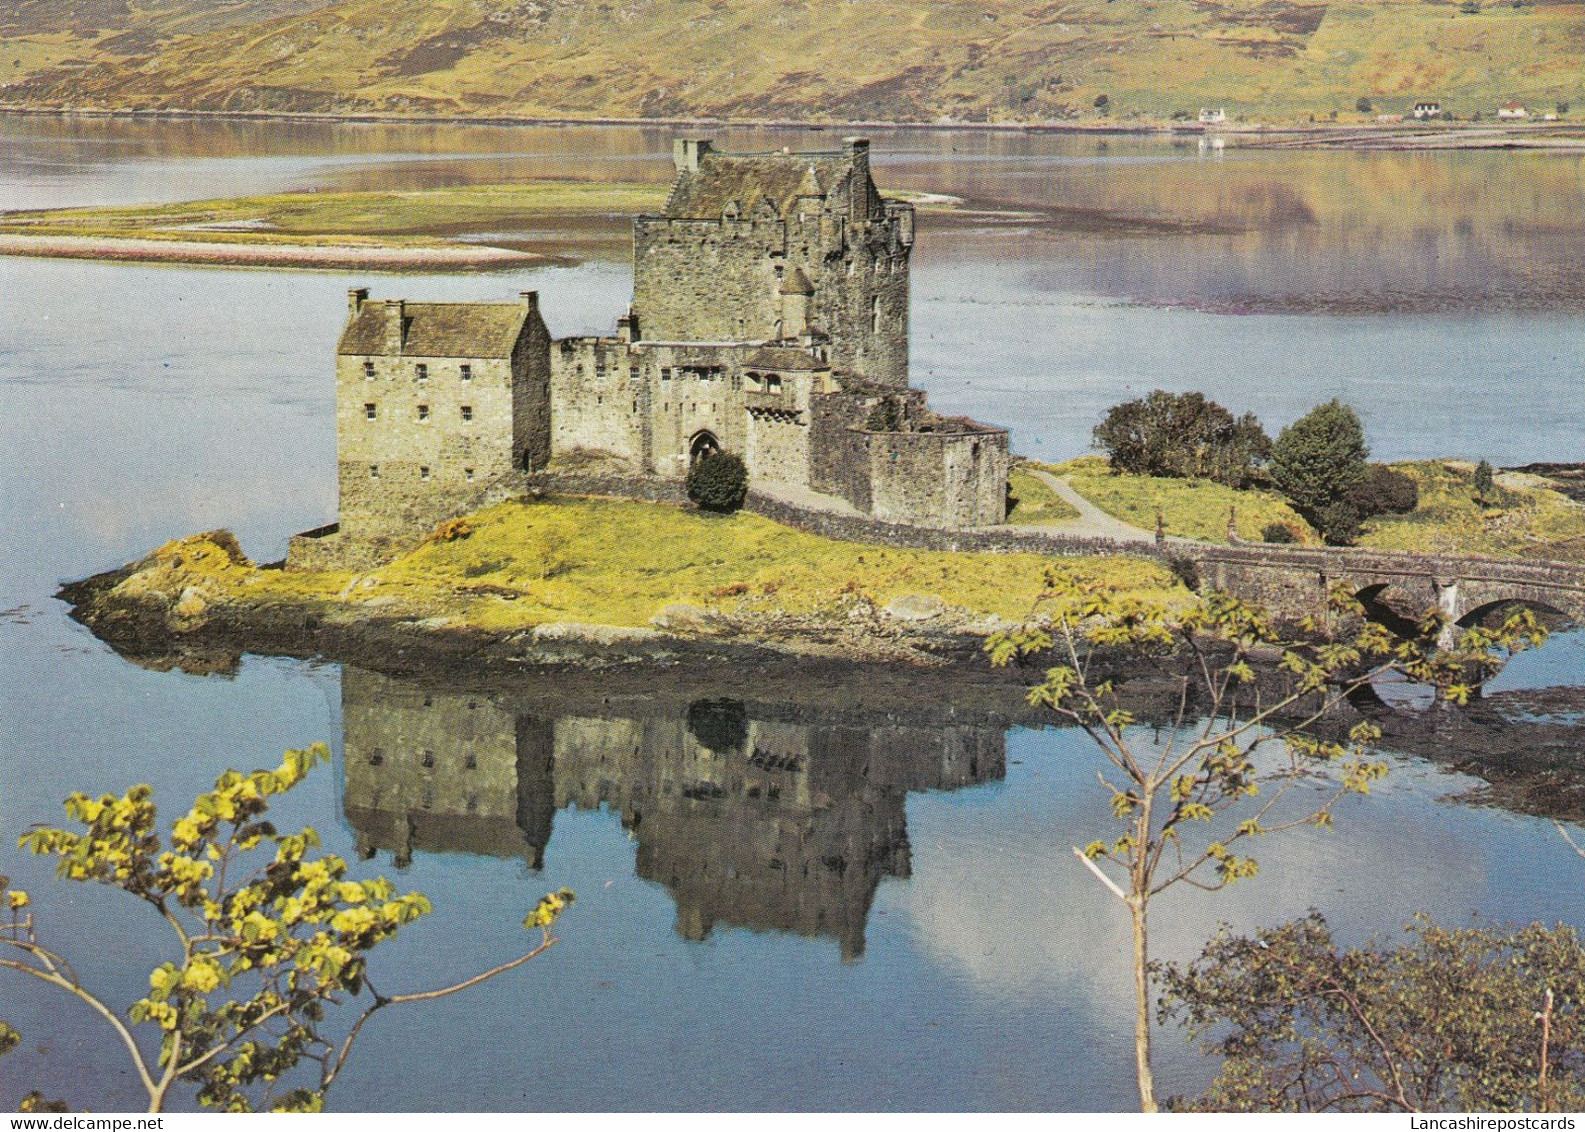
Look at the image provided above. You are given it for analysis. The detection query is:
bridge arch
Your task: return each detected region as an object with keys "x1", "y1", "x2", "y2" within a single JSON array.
[
  {"x1": 1456, "y1": 597, "x2": 1574, "y2": 631},
  {"x1": 1353, "y1": 582, "x2": 1429, "y2": 639}
]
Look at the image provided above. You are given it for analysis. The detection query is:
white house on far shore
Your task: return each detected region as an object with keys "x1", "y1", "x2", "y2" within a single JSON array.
[
  {"x1": 1198, "y1": 107, "x2": 1227, "y2": 125},
  {"x1": 1413, "y1": 100, "x2": 1442, "y2": 119},
  {"x1": 1498, "y1": 101, "x2": 1528, "y2": 119}
]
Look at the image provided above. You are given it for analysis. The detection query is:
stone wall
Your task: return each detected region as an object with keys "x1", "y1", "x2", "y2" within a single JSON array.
[
  {"x1": 548, "y1": 337, "x2": 645, "y2": 468},
  {"x1": 866, "y1": 426, "x2": 1009, "y2": 528},
  {"x1": 632, "y1": 217, "x2": 786, "y2": 343}
]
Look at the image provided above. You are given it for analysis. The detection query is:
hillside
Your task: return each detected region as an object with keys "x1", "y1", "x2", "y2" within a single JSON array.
[{"x1": 3, "y1": 0, "x2": 1585, "y2": 125}]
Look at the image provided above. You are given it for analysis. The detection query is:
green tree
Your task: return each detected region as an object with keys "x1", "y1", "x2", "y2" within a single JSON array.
[
  {"x1": 1270, "y1": 400, "x2": 1370, "y2": 544},
  {"x1": 986, "y1": 579, "x2": 1545, "y2": 1111},
  {"x1": 1474, "y1": 459, "x2": 1496, "y2": 504},
  {"x1": 686, "y1": 450, "x2": 749, "y2": 513},
  {"x1": 1161, "y1": 913, "x2": 1585, "y2": 1111},
  {"x1": 0, "y1": 746, "x2": 573, "y2": 1112},
  {"x1": 1356, "y1": 97, "x2": 1374, "y2": 113},
  {"x1": 1093, "y1": 390, "x2": 1271, "y2": 487}
]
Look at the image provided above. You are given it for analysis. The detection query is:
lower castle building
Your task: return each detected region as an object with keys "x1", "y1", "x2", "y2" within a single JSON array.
[{"x1": 291, "y1": 138, "x2": 1009, "y2": 567}]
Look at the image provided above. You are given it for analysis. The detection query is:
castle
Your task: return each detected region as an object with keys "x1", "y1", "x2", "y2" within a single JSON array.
[{"x1": 290, "y1": 138, "x2": 1009, "y2": 567}]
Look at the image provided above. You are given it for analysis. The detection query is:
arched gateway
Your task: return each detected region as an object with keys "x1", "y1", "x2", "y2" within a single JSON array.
[{"x1": 689, "y1": 430, "x2": 721, "y2": 464}]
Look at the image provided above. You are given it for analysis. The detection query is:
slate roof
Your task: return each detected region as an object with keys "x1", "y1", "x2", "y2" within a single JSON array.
[
  {"x1": 665, "y1": 152, "x2": 849, "y2": 220},
  {"x1": 338, "y1": 301, "x2": 529, "y2": 358},
  {"x1": 743, "y1": 345, "x2": 830, "y2": 372}
]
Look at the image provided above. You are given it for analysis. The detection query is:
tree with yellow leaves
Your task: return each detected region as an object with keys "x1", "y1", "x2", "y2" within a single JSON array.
[
  {"x1": 0, "y1": 744, "x2": 572, "y2": 1112},
  {"x1": 987, "y1": 576, "x2": 1545, "y2": 1112}
]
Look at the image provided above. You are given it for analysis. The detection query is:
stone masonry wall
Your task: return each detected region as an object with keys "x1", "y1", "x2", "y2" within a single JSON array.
[
  {"x1": 335, "y1": 347, "x2": 519, "y2": 554},
  {"x1": 867, "y1": 428, "x2": 1009, "y2": 528},
  {"x1": 549, "y1": 338, "x2": 644, "y2": 468}
]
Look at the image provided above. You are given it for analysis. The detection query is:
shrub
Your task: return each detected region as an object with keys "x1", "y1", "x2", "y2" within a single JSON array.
[
  {"x1": 1314, "y1": 501, "x2": 1363, "y2": 546},
  {"x1": 1261, "y1": 522, "x2": 1298, "y2": 544},
  {"x1": 1474, "y1": 459, "x2": 1495, "y2": 503},
  {"x1": 1356, "y1": 97, "x2": 1373, "y2": 113},
  {"x1": 1348, "y1": 464, "x2": 1419, "y2": 517},
  {"x1": 686, "y1": 450, "x2": 748, "y2": 513},
  {"x1": 1269, "y1": 399, "x2": 1369, "y2": 519},
  {"x1": 1093, "y1": 390, "x2": 1271, "y2": 487}
]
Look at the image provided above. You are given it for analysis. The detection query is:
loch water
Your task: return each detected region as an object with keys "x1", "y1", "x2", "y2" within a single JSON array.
[{"x1": 2, "y1": 116, "x2": 1584, "y2": 1111}]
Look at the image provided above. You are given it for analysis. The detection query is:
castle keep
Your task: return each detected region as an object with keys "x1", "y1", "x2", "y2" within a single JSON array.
[{"x1": 293, "y1": 138, "x2": 1009, "y2": 566}]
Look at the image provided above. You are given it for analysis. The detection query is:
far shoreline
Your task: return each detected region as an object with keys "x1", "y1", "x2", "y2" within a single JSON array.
[{"x1": 5, "y1": 103, "x2": 1584, "y2": 151}]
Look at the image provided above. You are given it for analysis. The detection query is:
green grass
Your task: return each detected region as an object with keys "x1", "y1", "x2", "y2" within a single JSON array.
[
  {"x1": 0, "y1": 182, "x2": 672, "y2": 247},
  {"x1": 1006, "y1": 465, "x2": 1080, "y2": 525},
  {"x1": 215, "y1": 496, "x2": 1182, "y2": 632},
  {"x1": 1358, "y1": 461, "x2": 1585, "y2": 559},
  {"x1": 1049, "y1": 456, "x2": 1315, "y2": 544}
]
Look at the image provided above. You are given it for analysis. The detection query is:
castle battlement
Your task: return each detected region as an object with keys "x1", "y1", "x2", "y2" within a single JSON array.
[{"x1": 289, "y1": 139, "x2": 1008, "y2": 570}]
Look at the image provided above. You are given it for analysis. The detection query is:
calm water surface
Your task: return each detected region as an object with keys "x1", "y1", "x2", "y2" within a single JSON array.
[{"x1": 2, "y1": 117, "x2": 1583, "y2": 1111}]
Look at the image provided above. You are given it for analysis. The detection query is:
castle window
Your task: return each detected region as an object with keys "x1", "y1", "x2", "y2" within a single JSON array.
[
  {"x1": 661, "y1": 367, "x2": 672, "y2": 381},
  {"x1": 421, "y1": 751, "x2": 434, "y2": 769},
  {"x1": 765, "y1": 374, "x2": 782, "y2": 394},
  {"x1": 746, "y1": 372, "x2": 761, "y2": 390},
  {"x1": 363, "y1": 361, "x2": 376, "y2": 380},
  {"x1": 461, "y1": 405, "x2": 473, "y2": 422},
  {"x1": 369, "y1": 464, "x2": 379, "y2": 478},
  {"x1": 460, "y1": 364, "x2": 472, "y2": 382},
  {"x1": 364, "y1": 403, "x2": 377, "y2": 420},
  {"x1": 368, "y1": 750, "x2": 384, "y2": 767},
  {"x1": 465, "y1": 468, "x2": 475, "y2": 482},
  {"x1": 417, "y1": 405, "x2": 430, "y2": 421},
  {"x1": 420, "y1": 466, "x2": 431, "y2": 481},
  {"x1": 465, "y1": 754, "x2": 477, "y2": 770},
  {"x1": 415, "y1": 363, "x2": 428, "y2": 382}
]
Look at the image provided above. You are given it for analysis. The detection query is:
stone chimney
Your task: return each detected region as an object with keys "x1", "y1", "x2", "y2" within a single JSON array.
[
  {"x1": 347, "y1": 287, "x2": 369, "y2": 319},
  {"x1": 519, "y1": 290, "x2": 539, "y2": 319},
  {"x1": 672, "y1": 138, "x2": 713, "y2": 174},
  {"x1": 383, "y1": 299, "x2": 405, "y2": 355}
]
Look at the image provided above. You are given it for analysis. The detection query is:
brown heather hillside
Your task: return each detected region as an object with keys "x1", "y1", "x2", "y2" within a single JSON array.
[{"x1": 3, "y1": 0, "x2": 1585, "y2": 124}]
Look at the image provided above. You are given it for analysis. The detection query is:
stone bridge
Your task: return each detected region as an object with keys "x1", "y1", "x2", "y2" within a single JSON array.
[{"x1": 1189, "y1": 544, "x2": 1585, "y2": 636}]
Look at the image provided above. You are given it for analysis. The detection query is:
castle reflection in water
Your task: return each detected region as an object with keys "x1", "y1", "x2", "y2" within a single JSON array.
[{"x1": 340, "y1": 668, "x2": 1008, "y2": 959}]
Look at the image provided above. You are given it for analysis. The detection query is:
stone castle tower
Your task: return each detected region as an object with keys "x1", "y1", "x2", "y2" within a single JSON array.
[{"x1": 631, "y1": 137, "x2": 913, "y2": 386}]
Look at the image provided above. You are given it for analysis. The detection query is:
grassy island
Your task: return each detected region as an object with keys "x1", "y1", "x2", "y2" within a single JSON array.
[{"x1": 91, "y1": 496, "x2": 1181, "y2": 664}]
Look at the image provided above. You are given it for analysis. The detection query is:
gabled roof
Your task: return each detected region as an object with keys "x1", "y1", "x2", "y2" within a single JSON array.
[
  {"x1": 664, "y1": 152, "x2": 849, "y2": 220},
  {"x1": 338, "y1": 301, "x2": 530, "y2": 358},
  {"x1": 743, "y1": 345, "x2": 830, "y2": 372}
]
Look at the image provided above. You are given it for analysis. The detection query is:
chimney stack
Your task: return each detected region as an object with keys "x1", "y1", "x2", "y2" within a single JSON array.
[
  {"x1": 672, "y1": 138, "x2": 713, "y2": 174},
  {"x1": 348, "y1": 287, "x2": 369, "y2": 319},
  {"x1": 383, "y1": 299, "x2": 405, "y2": 355},
  {"x1": 519, "y1": 290, "x2": 539, "y2": 319}
]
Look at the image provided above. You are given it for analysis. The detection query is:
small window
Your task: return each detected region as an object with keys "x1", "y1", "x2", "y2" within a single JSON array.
[
  {"x1": 417, "y1": 405, "x2": 429, "y2": 421},
  {"x1": 364, "y1": 403, "x2": 377, "y2": 420},
  {"x1": 415, "y1": 363, "x2": 428, "y2": 382},
  {"x1": 368, "y1": 750, "x2": 384, "y2": 767},
  {"x1": 420, "y1": 466, "x2": 431, "y2": 481},
  {"x1": 465, "y1": 468, "x2": 475, "y2": 482},
  {"x1": 459, "y1": 364, "x2": 472, "y2": 382},
  {"x1": 369, "y1": 464, "x2": 379, "y2": 478},
  {"x1": 421, "y1": 751, "x2": 435, "y2": 769},
  {"x1": 661, "y1": 367, "x2": 672, "y2": 381},
  {"x1": 765, "y1": 374, "x2": 782, "y2": 394},
  {"x1": 465, "y1": 754, "x2": 478, "y2": 770},
  {"x1": 461, "y1": 405, "x2": 473, "y2": 422},
  {"x1": 363, "y1": 361, "x2": 375, "y2": 380}
]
